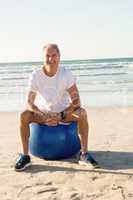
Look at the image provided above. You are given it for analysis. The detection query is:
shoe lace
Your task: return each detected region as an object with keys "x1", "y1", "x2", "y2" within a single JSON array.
[{"x1": 17, "y1": 154, "x2": 26, "y2": 164}]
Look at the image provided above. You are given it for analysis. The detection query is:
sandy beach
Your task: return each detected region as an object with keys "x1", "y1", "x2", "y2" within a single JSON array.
[{"x1": 1, "y1": 107, "x2": 133, "y2": 200}]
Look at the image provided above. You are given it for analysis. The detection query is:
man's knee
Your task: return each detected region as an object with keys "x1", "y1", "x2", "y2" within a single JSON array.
[
  {"x1": 74, "y1": 107, "x2": 87, "y2": 120},
  {"x1": 19, "y1": 110, "x2": 33, "y2": 123}
]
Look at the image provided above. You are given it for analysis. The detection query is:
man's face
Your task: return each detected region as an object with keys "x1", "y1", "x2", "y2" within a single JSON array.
[{"x1": 43, "y1": 47, "x2": 60, "y2": 67}]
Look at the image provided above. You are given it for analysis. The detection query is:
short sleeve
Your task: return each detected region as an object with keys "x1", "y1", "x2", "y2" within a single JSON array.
[
  {"x1": 27, "y1": 71, "x2": 38, "y2": 92},
  {"x1": 65, "y1": 69, "x2": 76, "y2": 89}
]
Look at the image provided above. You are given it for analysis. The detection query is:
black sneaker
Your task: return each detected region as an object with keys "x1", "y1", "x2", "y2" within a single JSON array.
[
  {"x1": 15, "y1": 154, "x2": 31, "y2": 171},
  {"x1": 79, "y1": 152, "x2": 100, "y2": 168}
]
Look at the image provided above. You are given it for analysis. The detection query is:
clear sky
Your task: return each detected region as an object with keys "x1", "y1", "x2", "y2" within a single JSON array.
[{"x1": 0, "y1": 0, "x2": 133, "y2": 62}]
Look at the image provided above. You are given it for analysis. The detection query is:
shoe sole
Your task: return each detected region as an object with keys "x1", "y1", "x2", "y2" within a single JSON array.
[
  {"x1": 78, "y1": 160, "x2": 94, "y2": 168},
  {"x1": 79, "y1": 160, "x2": 100, "y2": 169},
  {"x1": 15, "y1": 162, "x2": 31, "y2": 172}
]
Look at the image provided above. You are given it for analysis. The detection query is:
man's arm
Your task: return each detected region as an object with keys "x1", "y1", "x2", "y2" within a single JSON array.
[
  {"x1": 61, "y1": 84, "x2": 81, "y2": 120},
  {"x1": 67, "y1": 84, "x2": 81, "y2": 111},
  {"x1": 26, "y1": 91, "x2": 44, "y2": 115},
  {"x1": 26, "y1": 91, "x2": 61, "y2": 125}
]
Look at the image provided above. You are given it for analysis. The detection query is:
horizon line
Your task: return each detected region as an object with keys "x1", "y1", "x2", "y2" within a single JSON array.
[{"x1": 0, "y1": 56, "x2": 133, "y2": 64}]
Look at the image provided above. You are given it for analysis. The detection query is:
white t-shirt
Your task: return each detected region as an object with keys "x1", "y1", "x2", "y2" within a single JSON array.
[{"x1": 28, "y1": 66, "x2": 76, "y2": 113}]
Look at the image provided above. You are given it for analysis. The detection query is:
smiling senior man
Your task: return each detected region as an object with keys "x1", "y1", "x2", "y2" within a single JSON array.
[{"x1": 15, "y1": 43, "x2": 99, "y2": 171}]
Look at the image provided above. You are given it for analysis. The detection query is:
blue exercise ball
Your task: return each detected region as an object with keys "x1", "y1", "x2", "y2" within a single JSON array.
[{"x1": 29, "y1": 122, "x2": 81, "y2": 160}]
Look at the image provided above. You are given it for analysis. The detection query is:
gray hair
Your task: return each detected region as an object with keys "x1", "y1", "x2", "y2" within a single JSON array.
[{"x1": 43, "y1": 43, "x2": 60, "y2": 56}]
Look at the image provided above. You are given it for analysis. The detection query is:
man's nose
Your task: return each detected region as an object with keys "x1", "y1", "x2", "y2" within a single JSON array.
[{"x1": 49, "y1": 57, "x2": 53, "y2": 61}]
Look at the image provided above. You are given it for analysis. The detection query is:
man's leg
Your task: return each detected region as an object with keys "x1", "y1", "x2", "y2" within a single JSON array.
[
  {"x1": 15, "y1": 110, "x2": 46, "y2": 171},
  {"x1": 19, "y1": 110, "x2": 32, "y2": 155},
  {"x1": 62, "y1": 107, "x2": 99, "y2": 168},
  {"x1": 20, "y1": 110, "x2": 47, "y2": 155},
  {"x1": 62, "y1": 107, "x2": 89, "y2": 152},
  {"x1": 74, "y1": 108, "x2": 89, "y2": 153}
]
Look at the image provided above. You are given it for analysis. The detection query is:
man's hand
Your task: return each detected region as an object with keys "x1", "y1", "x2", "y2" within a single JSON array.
[{"x1": 45, "y1": 112, "x2": 62, "y2": 126}]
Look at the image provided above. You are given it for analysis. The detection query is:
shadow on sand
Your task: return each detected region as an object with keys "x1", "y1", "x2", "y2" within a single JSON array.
[{"x1": 25, "y1": 151, "x2": 133, "y2": 176}]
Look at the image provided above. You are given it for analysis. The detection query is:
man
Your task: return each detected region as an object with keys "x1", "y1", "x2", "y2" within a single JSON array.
[{"x1": 15, "y1": 43, "x2": 99, "y2": 171}]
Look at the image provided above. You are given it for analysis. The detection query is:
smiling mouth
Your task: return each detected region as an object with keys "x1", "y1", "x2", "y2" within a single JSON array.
[{"x1": 48, "y1": 62, "x2": 55, "y2": 65}]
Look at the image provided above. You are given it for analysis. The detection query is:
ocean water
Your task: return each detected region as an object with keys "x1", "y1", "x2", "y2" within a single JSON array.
[{"x1": 0, "y1": 57, "x2": 133, "y2": 111}]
